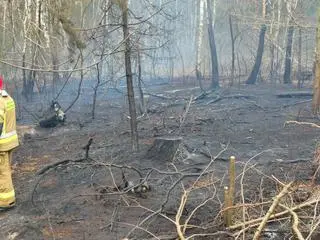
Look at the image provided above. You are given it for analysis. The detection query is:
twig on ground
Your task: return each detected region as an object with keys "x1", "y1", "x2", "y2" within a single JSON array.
[
  {"x1": 37, "y1": 158, "x2": 88, "y2": 175},
  {"x1": 206, "y1": 94, "x2": 255, "y2": 105},
  {"x1": 279, "y1": 203, "x2": 305, "y2": 240},
  {"x1": 185, "y1": 231, "x2": 234, "y2": 240},
  {"x1": 272, "y1": 158, "x2": 310, "y2": 164},
  {"x1": 252, "y1": 182, "x2": 293, "y2": 240},
  {"x1": 282, "y1": 99, "x2": 312, "y2": 108},
  {"x1": 229, "y1": 193, "x2": 320, "y2": 231},
  {"x1": 175, "y1": 190, "x2": 188, "y2": 240},
  {"x1": 284, "y1": 121, "x2": 320, "y2": 129},
  {"x1": 144, "y1": 92, "x2": 173, "y2": 100},
  {"x1": 109, "y1": 201, "x2": 120, "y2": 232},
  {"x1": 193, "y1": 90, "x2": 213, "y2": 102},
  {"x1": 178, "y1": 95, "x2": 193, "y2": 133}
]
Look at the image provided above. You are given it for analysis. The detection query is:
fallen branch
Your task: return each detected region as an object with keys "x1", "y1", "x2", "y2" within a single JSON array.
[
  {"x1": 206, "y1": 94, "x2": 255, "y2": 105},
  {"x1": 252, "y1": 181, "x2": 293, "y2": 240},
  {"x1": 37, "y1": 158, "x2": 88, "y2": 175},
  {"x1": 193, "y1": 90, "x2": 213, "y2": 101},
  {"x1": 272, "y1": 158, "x2": 310, "y2": 164},
  {"x1": 284, "y1": 121, "x2": 320, "y2": 129},
  {"x1": 229, "y1": 196, "x2": 320, "y2": 231},
  {"x1": 282, "y1": 99, "x2": 312, "y2": 108},
  {"x1": 279, "y1": 203, "x2": 305, "y2": 240},
  {"x1": 178, "y1": 95, "x2": 193, "y2": 133},
  {"x1": 145, "y1": 92, "x2": 173, "y2": 100},
  {"x1": 276, "y1": 92, "x2": 313, "y2": 98}
]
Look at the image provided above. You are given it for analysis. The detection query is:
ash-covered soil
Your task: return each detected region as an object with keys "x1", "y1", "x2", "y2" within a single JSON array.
[{"x1": 1, "y1": 82, "x2": 319, "y2": 240}]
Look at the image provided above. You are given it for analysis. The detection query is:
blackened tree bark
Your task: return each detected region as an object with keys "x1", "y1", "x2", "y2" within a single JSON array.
[
  {"x1": 246, "y1": 25, "x2": 267, "y2": 84},
  {"x1": 206, "y1": 0, "x2": 219, "y2": 89},
  {"x1": 283, "y1": 24, "x2": 294, "y2": 84},
  {"x1": 137, "y1": 46, "x2": 145, "y2": 114},
  {"x1": 121, "y1": 0, "x2": 139, "y2": 151}
]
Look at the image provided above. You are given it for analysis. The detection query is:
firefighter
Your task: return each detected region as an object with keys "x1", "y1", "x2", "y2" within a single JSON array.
[{"x1": 0, "y1": 76, "x2": 19, "y2": 209}]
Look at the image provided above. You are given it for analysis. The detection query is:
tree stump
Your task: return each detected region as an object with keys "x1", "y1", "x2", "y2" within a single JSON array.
[{"x1": 146, "y1": 137, "x2": 183, "y2": 162}]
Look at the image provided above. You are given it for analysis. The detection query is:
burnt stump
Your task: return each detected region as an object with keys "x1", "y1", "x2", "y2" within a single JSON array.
[{"x1": 146, "y1": 137, "x2": 183, "y2": 162}]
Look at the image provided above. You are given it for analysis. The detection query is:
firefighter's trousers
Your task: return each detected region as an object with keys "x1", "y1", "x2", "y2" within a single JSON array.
[{"x1": 0, "y1": 151, "x2": 15, "y2": 208}]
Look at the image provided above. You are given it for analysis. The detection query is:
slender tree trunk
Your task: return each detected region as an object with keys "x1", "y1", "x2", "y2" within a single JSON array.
[
  {"x1": 92, "y1": 63, "x2": 100, "y2": 119},
  {"x1": 229, "y1": 15, "x2": 235, "y2": 86},
  {"x1": 195, "y1": 0, "x2": 205, "y2": 90},
  {"x1": 312, "y1": 8, "x2": 320, "y2": 114},
  {"x1": 137, "y1": 46, "x2": 145, "y2": 114},
  {"x1": 246, "y1": 25, "x2": 267, "y2": 84},
  {"x1": 22, "y1": 0, "x2": 31, "y2": 100},
  {"x1": 283, "y1": 24, "x2": 294, "y2": 84},
  {"x1": 121, "y1": 0, "x2": 139, "y2": 151},
  {"x1": 298, "y1": 28, "x2": 302, "y2": 88},
  {"x1": 2, "y1": 2, "x2": 6, "y2": 48},
  {"x1": 206, "y1": 0, "x2": 219, "y2": 89}
]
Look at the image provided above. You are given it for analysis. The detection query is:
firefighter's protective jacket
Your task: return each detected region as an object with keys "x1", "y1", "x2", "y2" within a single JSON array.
[
  {"x1": 0, "y1": 90, "x2": 19, "y2": 151},
  {"x1": 0, "y1": 90, "x2": 18, "y2": 208}
]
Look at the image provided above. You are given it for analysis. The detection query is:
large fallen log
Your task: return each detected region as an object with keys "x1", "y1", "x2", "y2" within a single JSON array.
[{"x1": 146, "y1": 137, "x2": 183, "y2": 162}]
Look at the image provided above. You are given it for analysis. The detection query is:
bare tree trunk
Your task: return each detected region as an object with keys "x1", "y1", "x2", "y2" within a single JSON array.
[
  {"x1": 283, "y1": 24, "x2": 294, "y2": 84},
  {"x1": 65, "y1": 50, "x2": 84, "y2": 112},
  {"x1": 137, "y1": 47, "x2": 145, "y2": 114},
  {"x1": 22, "y1": 0, "x2": 31, "y2": 100},
  {"x1": 206, "y1": 0, "x2": 219, "y2": 89},
  {"x1": 195, "y1": 0, "x2": 205, "y2": 90},
  {"x1": 312, "y1": 8, "x2": 320, "y2": 114},
  {"x1": 92, "y1": 0, "x2": 110, "y2": 119},
  {"x1": 269, "y1": 0, "x2": 281, "y2": 83},
  {"x1": 92, "y1": 63, "x2": 100, "y2": 119},
  {"x1": 298, "y1": 28, "x2": 302, "y2": 88},
  {"x1": 229, "y1": 15, "x2": 235, "y2": 86},
  {"x1": 246, "y1": 25, "x2": 267, "y2": 84},
  {"x1": 121, "y1": 0, "x2": 139, "y2": 151}
]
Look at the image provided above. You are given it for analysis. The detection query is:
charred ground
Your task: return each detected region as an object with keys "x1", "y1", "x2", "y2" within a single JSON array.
[{"x1": 1, "y1": 81, "x2": 319, "y2": 240}]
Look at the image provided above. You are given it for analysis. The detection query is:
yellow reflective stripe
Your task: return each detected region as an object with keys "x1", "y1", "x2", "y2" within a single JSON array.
[
  {"x1": 3, "y1": 110, "x2": 6, "y2": 135},
  {"x1": 0, "y1": 133, "x2": 17, "y2": 143},
  {"x1": 0, "y1": 190, "x2": 15, "y2": 200},
  {"x1": 0, "y1": 131, "x2": 17, "y2": 139}
]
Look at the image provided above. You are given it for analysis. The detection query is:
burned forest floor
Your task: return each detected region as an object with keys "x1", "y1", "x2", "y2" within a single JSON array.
[{"x1": 2, "y1": 82, "x2": 320, "y2": 240}]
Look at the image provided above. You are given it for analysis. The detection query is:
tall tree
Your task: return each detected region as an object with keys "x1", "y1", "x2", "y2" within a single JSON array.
[
  {"x1": 206, "y1": 0, "x2": 219, "y2": 89},
  {"x1": 195, "y1": 0, "x2": 205, "y2": 90},
  {"x1": 312, "y1": 8, "x2": 320, "y2": 114},
  {"x1": 118, "y1": 0, "x2": 139, "y2": 151},
  {"x1": 246, "y1": 24, "x2": 267, "y2": 84},
  {"x1": 246, "y1": 0, "x2": 268, "y2": 85},
  {"x1": 283, "y1": 0, "x2": 298, "y2": 84},
  {"x1": 283, "y1": 24, "x2": 294, "y2": 84}
]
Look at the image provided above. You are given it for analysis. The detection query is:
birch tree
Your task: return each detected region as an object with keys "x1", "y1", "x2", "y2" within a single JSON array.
[
  {"x1": 283, "y1": 0, "x2": 299, "y2": 84},
  {"x1": 195, "y1": 0, "x2": 205, "y2": 90}
]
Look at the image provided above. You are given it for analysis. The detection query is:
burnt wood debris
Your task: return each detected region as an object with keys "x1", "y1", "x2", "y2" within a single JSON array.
[{"x1": 39, "y1": 101, "x2": 66, "y2": 128}]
